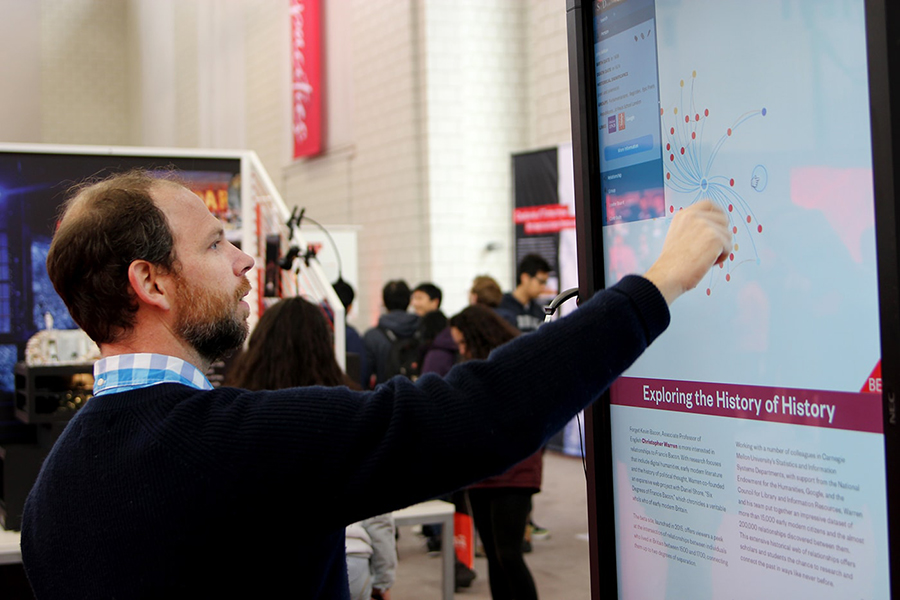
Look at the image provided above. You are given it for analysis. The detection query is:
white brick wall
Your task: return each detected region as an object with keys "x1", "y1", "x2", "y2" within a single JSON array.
[
  {"x1": 423, "y1": 0, "x2": 529, "y2": 316},
  {"x1": 244, "y1": 0, "x2": 290, "y2": 183},
  {"x1": 528, "y1": 0, "x2": 572, "y2": 148},
  {"x1": 0, "y1": 0, "x2": 41, "y2": 143},
  {"x1": 41, "y1": 0, "x2": 131, "y2": 145},
  {"x1": 173, "y1": 2, "x2": 200, "y2": 149},
  {"x1": 338, "y1": 0, "x2": 429, "y2": 327}
]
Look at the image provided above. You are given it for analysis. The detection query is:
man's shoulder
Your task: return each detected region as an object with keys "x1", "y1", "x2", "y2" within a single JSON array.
[
  {"x1": 345, "y1": 325, "x2": 365, "y2": 351},
  {"x1": 374, "y1": 311, "x2": 419, "y2": 338},
  {"x1": 496, "y1": 294, "x2": 524, "y2": 324},
  {"x1": 499, "y1": 292, "x2": 518, "y2": 306},
  {"x1": 363, "y1": 325, "x2": 389, "y2": 345},
  {"x1": 498, "y1": 293, "x2": 525, "y2": 314},
  {"x1": 527, "y1": 298, "x2": 547, "y2": 319}
]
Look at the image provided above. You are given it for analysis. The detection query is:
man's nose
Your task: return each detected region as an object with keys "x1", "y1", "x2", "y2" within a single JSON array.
[{"x1": 235, "y1": 247, "x2": 255, "y2": 275}]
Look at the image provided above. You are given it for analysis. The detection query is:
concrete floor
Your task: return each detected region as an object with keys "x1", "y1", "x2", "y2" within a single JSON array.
[{"x1": 391, "y1": 451, "x2": 593, "y2": 600}]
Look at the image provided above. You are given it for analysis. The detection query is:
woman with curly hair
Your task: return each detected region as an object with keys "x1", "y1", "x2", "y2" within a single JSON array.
[{"x1": 449, "y1": 305, "x2": 542, "y2": 600}]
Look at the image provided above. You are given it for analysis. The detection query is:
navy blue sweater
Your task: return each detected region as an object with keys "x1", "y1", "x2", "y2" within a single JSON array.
[{"x1": 21, "y1": 275, "x2": 669, "y2": 598}]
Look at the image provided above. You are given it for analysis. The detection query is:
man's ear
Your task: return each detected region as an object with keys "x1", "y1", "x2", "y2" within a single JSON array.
[{"x1": 128, "y1": 260, "x2": 174, "y2": 312}]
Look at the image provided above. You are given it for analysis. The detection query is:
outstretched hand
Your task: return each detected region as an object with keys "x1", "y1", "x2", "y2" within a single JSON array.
[{"x1": 643, "y1": 200, "x2": 732, "y2": 305}]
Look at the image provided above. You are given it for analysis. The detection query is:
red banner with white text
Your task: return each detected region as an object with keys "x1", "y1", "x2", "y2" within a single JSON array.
[{"x1": 290, "y1": 0, "x2": 322, "y2": 158}]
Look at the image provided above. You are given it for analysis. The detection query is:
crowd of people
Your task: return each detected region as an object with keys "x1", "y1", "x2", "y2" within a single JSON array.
[{"x1": 21, "y1": 170, "x2": 731, "y2": 599}]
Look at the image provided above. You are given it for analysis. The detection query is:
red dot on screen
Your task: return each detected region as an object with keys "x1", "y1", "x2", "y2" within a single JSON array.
[
  {"x1": 666, "y1": 143, "x2": 671, "y2": 150},
  {"x1": 727, "y1": 128, "x2": 732, "y2": 136},
  {"x1": 681, "y1": 148, "x2": 685, "y2": 155},
  {"x1": 695, "y1": 114, "x2": 700, "y2": 121},
  {"x1": 729, "y1": 179, "x2": 735, "y2": 186},
  {"x1": 726, "y1": 274, "x2": 731, "y2": 282},
  {"x1": 691, "y1": 132, "x2": 696, "y2": 140},
  {"x1": 704, "y1": 109, "x2": 709, "y2": 116},
  {"x1": 670, "y1": 206, "x2": 674, "y2": 213},
  {"x1": 706, "y1": 289, "x2": 711, "y2": 296},
  {"x1": 747, "y1": 215, "x2": 752, "y2": 223},
  {"x1": 670, "y1": 127, "x2": 675, "y2": 134},
  {"x1": 758, "y1": 225, "x2": 763, "y2": 233},
  {"x1": 730, "y1": 253, "x2": 735, "y2": 261},
  {"x1": 666, "y1": 172, "x2": 671, "y2": 180},
  {"x1": 733, "y1": 226, "x2": 738, "y2": 234},
  {"x1": 685, "y1": 116, "x2": 690, "y2": 123},
  {"x1": 670, "y1": 154, "x2": 675, "y2": 161},
  {"x1": 728, "y1": 204, "x2": 733, "y2": 212}
]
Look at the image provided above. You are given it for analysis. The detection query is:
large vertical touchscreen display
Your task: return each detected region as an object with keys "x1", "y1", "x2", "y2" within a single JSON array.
[{"x1": 596, "y1": 1, "x2": 889, "y2": 598}]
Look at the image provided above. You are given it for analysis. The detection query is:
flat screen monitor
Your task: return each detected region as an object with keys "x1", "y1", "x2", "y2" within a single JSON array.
[{"x1": 567, "y1": 0, "x2": 900, "y2": 597}]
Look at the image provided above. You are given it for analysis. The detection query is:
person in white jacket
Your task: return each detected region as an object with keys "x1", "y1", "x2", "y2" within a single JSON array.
[{"x1": 346, "y1": 513, "x2": 397, "y2": 600}]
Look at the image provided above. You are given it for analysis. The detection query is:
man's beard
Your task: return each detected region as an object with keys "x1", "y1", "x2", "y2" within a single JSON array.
[{"x1": 174, "y1": 275, "x2": 251, "y2": 363}]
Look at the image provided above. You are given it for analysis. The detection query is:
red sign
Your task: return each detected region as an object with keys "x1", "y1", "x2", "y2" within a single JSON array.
[
  {"x1": 290, "y1": 0, "x2": 322, "y2": 158},
  {"x1": 861, "y1": 360, "x2": 882, "y2": 393},
  {"x1": 514, "y1": 203, "x2": 577, "y2": 234}
]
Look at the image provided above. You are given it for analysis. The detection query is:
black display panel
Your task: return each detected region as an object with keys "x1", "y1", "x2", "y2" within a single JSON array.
[{"x1": 567, "y1": 0, "x2": 900, "y2": 597}]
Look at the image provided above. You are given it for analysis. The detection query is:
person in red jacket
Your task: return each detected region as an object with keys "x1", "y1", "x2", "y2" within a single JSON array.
[{"x1": 450, "y1": 305, "x2": 542, "y2": 600}]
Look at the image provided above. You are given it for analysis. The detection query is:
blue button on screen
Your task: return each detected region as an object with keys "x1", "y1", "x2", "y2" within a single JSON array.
[{"x1": 604, "y1": 134, "x2": 654, "y2": 162}]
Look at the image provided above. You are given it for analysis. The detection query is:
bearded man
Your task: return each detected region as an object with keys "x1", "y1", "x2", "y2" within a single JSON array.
[{"x1": 21, "y1": 170, "x2": 730, "y2": 599}]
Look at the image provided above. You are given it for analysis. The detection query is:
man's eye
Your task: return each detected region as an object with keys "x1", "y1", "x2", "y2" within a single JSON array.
[{"x1": 210, "y1": 242, "x2": 219, "y2": 250}]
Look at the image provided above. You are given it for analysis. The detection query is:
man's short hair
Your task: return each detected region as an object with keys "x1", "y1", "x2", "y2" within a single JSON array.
[
  {"x1": 332, "y1": 278, "x2": 355, "y2": 310},
  {"x1": 382, "y1": 280, "x2": 411, "y2": 311},
  {"x1": 470, "y1": 275, "x2": 502, "y2": 308},
  {"x1": 413, "y1": 282, "x2": 442, "y2": 306},
  {"x1": 46, "y1": 170, "x2": 179, "y2": 344},
  {"x1": 516, "y1": 254, "x2": 552, "y2": 284}
]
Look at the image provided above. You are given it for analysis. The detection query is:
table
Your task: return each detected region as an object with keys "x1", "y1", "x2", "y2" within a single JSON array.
[{"x1": 392, "y1": 499, "x2": 455, "y2": 600}]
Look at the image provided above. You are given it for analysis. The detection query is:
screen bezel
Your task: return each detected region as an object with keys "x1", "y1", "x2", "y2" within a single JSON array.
[{"x1": 565, "y1": 0, "x2": 900, "y2": 597}]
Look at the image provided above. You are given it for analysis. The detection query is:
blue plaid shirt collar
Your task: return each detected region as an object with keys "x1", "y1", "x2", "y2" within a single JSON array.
[{"x1": 93, "y1": 353, "x2": 213, "y2": 397}]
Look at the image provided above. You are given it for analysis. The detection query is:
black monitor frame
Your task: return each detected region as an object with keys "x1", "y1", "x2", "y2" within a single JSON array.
[{"x1": 566, "y1": 0, "x2": 900, "y2": 597}]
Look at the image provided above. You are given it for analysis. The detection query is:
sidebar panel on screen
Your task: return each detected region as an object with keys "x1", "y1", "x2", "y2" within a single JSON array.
[
  {"x1": 595, "y1": 0, "x2": 665, "y2": 226},
  {"x1": 587, "y1": 1, "x2": 891, "y2": 598}
]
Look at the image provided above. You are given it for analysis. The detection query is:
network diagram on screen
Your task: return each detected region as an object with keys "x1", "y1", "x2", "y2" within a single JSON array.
[{"x1": 661, "y1": 72, "x2": 767, "y2": 294}]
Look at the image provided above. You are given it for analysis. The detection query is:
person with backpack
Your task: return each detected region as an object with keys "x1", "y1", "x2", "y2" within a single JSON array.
[{"x1": 363, "y1": 279, "x2": 421, "y2": 387}]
